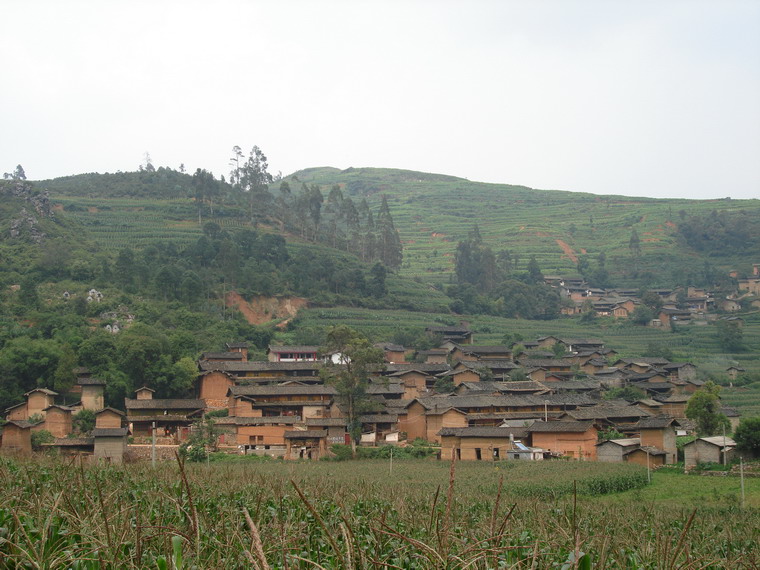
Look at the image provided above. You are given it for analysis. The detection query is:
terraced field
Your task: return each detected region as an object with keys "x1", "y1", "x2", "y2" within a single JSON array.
[{"x1": 289, "y1": 167, "x2": 760, "y2": 286}]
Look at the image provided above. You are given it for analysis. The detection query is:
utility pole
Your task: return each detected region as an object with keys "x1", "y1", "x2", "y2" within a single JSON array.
[{"x1": 152, "y1": 421, "x2": 156, "y2": 467}]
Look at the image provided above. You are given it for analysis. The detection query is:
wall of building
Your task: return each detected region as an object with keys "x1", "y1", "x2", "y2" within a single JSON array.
[
  {"x1": 531, "y1": 431, "x2": 597, "y2": 460},
  {"x1": 237, "y1": 425, "x2": 290, "y2": 446},
  {"x1": 0, "y1": 425, "x2": 31, "y2": 454},
  {"x1": 94, "y1": 437, "x2": 126, "y2": 464},
  {"x1": 640, "y1": 428, "x2": 676, "y2": 464},
  {"x1": 441, "y1": 436, "x2": 514, "y2": 461},
  {"x1": 27, "y1": 393, "x2": 53, "y2": 417},
  {"x1": 81, "y1": 386, "x2": 104, "y2": 411},
  {"x1": 42, "y1": 409, "x2": 72, "y2": 438},
  {"x1": 425, "y1": 410, "x2": 467, "y2": 443},
  {"x1": 596, "y1": 442, "x2": 626, "y2": 462},
  {"x1": 398, "y1": 402, "x2": 426, "y2": 442},
  {"x1": 200, "y1": 372, "x2": 234, "y2": 409},
  {"x1": 96, "y1": 411, "x2": 123, "y2": 429}
]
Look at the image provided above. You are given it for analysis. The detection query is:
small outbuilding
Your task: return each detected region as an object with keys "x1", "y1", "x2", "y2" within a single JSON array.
[{"x1": 683, "y1": 436, "x2": 736, "y2": 467}]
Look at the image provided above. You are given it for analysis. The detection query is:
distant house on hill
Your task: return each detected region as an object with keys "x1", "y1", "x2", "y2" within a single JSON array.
[{"x1": 425, "y1": 325, "x2": 473, "y2": 345}]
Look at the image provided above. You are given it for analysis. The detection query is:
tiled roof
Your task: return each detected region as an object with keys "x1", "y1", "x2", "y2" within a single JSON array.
[
  {"x1": 527, "y1": 420, "x2": 595, "y2": 433},
  {"x1": 267, "y1": 345, "x2": 320, "y2": 353},
  {"x1": 564, "y1": 405, "x2": 650, "y2": 420},
  {"x1": 216, "y1": 416, "x2": 301, "y2": 426},
  {"x1": 125, "y1": 398, "x2": 205, "y2": 410},
  {"x1": 229, "y1": 385, "x2": 336, "y2": 397},
  {"x1": 455, "y1": 360, "x2": 520, "y2": 371},
  {"x1": 366, "y1": 383, "x2": 405, "y2": 395},
  {"x1": 439, "y1": 427, "x2": 530, "y2": 438},
  {"x1": 52, "y1": 437, "x2": 94, "y2": 446},
  {"x1": 284, "y1": 430, "x2": 327, "y2": 439},
  {"x1": 77, "y1": 377, "x2": 106, "y2": 386},
  {"x1": 24, "y1": 388, "x2": 58, "y2": 396},
  {"x1": 96, "y1": 407, "x2": 126, "y2": 416},
  {"x1": 199, "y1": 361, "x2": 321, "y2": 373},
  {"x1": 384, "y1": 363, "x2": 451, "y2": 374},
  {"x1": 517, "y1": 359, "x2": 574, "y2": 368},
  {"x1": 201, "y1": 352, "x2": 244, "y2": 360},
  {"x1": 597, "y1": 437, "x2": 640, "y2": 447},
  {"x1": 636, "y1": 416, "x2": 676, "y2": 429},
  {"x1": 305, "y1": 417, "x2": 348, "y2": 427},
  {"x1": 359, "y1": 414, "x2": 399, "y2": 424},
  {"x1": 92, "y1": 428, "x2": 129, "y2": 437}
]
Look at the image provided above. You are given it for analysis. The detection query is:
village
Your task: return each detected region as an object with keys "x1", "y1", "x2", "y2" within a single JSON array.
[
  {"x1": 549, "y1": 262, "x2": 760, "y2": 323},
  {"x1": 0, "y1": 317, "x2": 744, "y2": 467}
]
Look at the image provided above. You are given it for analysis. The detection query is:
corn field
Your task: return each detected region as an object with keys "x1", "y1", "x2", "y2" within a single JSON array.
[{"x1": 0, "y1": 456, "x2": 758, "y2": 568}]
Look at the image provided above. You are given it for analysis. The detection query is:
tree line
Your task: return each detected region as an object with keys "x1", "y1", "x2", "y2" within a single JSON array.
[{"x1": 447, "y1": 225, "x2": 563, "y2": 319}]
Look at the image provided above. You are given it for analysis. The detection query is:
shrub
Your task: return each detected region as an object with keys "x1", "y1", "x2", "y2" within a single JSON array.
[{"x1": 31, "y1": 429, "x2": 55, "y2": 451}]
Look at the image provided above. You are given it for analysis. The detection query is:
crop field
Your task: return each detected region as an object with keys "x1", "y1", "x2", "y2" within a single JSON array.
[
  {"x1": 52, "y1": 196, "x2": 205, "y2": 251},
  {"x1": 0, "y1": 456, "x2": 758, "y2": 568}
]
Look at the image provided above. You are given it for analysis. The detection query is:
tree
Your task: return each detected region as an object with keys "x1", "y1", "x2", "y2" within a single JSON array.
[
  {"x1": 630, "y1": 305, "x2": 654, "y2": 325},
  {"x1": 319, "y1": 326, "x2": 385, "y2": 456},
  {"x1": 368, "y1": 263, "x2": 387, "y2": 298},
  {"x1": 526, "y1": 255, "x2": 544, "y2": 285},
  {"x1": 716, "y1": 320, "x2": 743, "y2": 352},
  {"x1": 629, "y1": 228, "x2": 641, "y2": 256},
  {"x1": 685, "y1": 381, "x2": 731, "y2": 436},
  {"x1": 603, "y1": 386, "x2": 645, "y2": 402},
  {"x1": 73, "y1": 409, "x2": 96, "y2": 434},
  {"x1": 640, "y1": 290, "x2": 663, "y2": 312},
  {"x1": 733, "y1": 417, "x2": 760, "y2": 457},
  {"x1": 376, "y1": 195, "x2": 403, "y2": 270},
  {"x1": 239, "y1": 146, "x2": 274, "y2": 226}
]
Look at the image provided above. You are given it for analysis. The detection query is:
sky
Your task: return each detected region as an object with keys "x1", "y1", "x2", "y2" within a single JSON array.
[{"x1": 1, "y1": 0, "x2": 759, "y2": 199}]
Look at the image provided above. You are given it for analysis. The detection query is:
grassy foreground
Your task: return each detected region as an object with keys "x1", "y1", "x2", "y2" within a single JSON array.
[{"x1": 0, "y1": 457, "x2": 758, "y2": 568}]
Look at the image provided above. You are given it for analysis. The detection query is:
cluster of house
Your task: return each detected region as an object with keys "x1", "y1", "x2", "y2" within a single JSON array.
[
  {"x1": 0, "y1": 371, "x2": 129, "y2": 462},
  {"x1": 0, "y1": 325, "x2": 742, "y2": 465},
  {"x1": 548, "y1": 262, "x2": 760, "y2": 326}
]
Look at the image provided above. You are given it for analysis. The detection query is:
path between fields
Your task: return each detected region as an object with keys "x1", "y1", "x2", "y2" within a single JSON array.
[
  {"x1": 555, "y1": 239, "x2": 579, "y2": 264},
  {"x1": 226, "y1": 292, "x2": 308, "y2": 328}
]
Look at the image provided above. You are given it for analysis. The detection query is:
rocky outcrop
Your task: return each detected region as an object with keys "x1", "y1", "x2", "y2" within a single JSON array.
[{"x1": 2, "y1": 180, "x2": 54, "y2": 243}]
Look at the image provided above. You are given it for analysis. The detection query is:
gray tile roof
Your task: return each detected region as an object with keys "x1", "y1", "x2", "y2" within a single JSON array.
[
  {"x1": 92, "y1": 428, "x2": 129, "y2": 437},
  {"x1": 229, "y1": 385, "x2": 336, "y2": 397},
  {"x1": 439, "y1": 426, "x2": 530, "y2": 438},
  {"x1": 199, "y1": 361, "x2": 321, "y2": 373},
  {"x1": 284, "y1": 430, "x2": 327, "y2": 439},
  {"x1": 125, "y1": 398, "x2": 205, "y2": 410},
  {"x1": 527, "y1": 420, "x2": 595, "y2": 433},
  {"x1": 77, "y1": 377, "x2": 107, "y2": 386},
  {"x1": 216, "y1": 416, "x2": 302, "y2": 426}
]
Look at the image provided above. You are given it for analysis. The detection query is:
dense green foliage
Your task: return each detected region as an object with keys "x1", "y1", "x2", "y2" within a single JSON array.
[
  {"x1": 686, "y1": 382, "x2": 731, "y2": 437},
  {"x1": 677, "y1": 209, "x2": 760, "y2": 256},
  {"x1": 733, "y1": 417, "x2": 760, "y2": 456},
  {"x1": 448, "y1": 226, "x2": 562, "y2": 318}
]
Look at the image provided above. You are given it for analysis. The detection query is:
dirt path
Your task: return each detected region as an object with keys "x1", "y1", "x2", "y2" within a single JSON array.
[
  {"x1": 555, "y1": 239, "x2": 579, "y2": 264},
  {"x1": 225, "y1": 292, "x2": 308, "y2": 326}
]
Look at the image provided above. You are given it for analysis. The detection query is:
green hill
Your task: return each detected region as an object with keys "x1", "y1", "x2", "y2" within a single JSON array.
[
  {"x1": 0, "y1": 167, "x2": 757, "y2": 416},
  {"x1": 286, "y1": 167, "x2": 760, "y2": 288}
]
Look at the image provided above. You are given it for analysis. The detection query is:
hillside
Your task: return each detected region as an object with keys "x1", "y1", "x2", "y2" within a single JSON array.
[
  {"x1": 286, "y1": 167, "x2": 760, "y2": 288},
  {"x1": 0, "y1": 166, "x2": 758, "y2": 416}
]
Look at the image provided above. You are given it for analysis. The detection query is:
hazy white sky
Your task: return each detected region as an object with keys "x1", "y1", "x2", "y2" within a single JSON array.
[{"x1": 2, "y1": 0, "x2": 759, "y2": 199}]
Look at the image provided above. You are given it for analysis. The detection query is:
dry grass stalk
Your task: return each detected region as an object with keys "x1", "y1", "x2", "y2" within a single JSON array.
[{"x1": 243, "y1": 506, "x2": 270, "y2": 570}]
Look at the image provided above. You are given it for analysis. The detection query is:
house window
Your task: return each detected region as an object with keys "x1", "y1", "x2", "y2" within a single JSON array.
[
  {"x1": 475, "y1": 448, "x2": 482, "y2": 460},
  {"x1": 493, "y1": 448, "x2": 500, "y2": 459}
]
